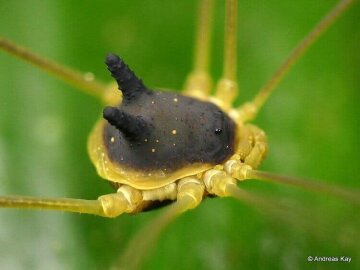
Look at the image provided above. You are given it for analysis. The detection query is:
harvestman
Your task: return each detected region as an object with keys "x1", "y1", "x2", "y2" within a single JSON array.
[{"x1": 0, "y1": 0, "x2": 359, "y2": 269}]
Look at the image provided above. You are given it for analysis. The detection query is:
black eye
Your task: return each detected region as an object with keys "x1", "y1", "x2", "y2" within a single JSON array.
[{"x1": 215, "y1": 128, "x2": 222, "y2": 135}]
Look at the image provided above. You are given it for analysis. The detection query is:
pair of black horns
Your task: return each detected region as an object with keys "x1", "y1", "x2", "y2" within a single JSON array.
[{"x1": 104, "y1": 54, "x2": 151, "y2": 140}]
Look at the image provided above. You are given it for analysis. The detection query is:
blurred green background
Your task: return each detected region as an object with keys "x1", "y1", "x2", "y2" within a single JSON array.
[{"x1": 0, "y1": 1, "x2": 359, "y2": 269}]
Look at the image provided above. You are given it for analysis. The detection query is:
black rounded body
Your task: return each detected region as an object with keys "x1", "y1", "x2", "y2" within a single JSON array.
[
  {"x1": 102, "y1": 54, "x2": 236, "y2": 173},
  {"x1": 103, "y1": 90, "x2": 236, "y2": 172}
]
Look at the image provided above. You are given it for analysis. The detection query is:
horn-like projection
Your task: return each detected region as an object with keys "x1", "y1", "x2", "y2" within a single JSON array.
[{"x1": 105, "y1": 53, "x2": 151, "y2": 103}]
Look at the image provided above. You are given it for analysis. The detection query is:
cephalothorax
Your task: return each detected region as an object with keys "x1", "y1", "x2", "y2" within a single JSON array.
[
  {"x1": 102, "y1": 55, "x2": 236, "y2": 175},
  {"x1": 102, "y1": 55, "x2": 236, "y2": 173}
]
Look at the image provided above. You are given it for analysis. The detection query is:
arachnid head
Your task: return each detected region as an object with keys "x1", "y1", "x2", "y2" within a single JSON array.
[{"x1": 88, "y1": 54, "x2": 236, "y2": 189}]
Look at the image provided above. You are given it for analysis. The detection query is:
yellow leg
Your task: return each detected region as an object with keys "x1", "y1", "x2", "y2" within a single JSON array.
[
  {"x1": 0, "y1": 36, "x2": 107, "y2": 100},
  {"x1": 224, "y1": 159, "x2": 252, "y2": 181},
  {"x1": 214, "y1": 0, "x2": 238, "y2": 110},
  {"x1": 228, "y1": 124, "x2": 268, "y2": 168},
  {"x1": 0, "y1": 184, "x2": 143, "y2": 218},
  {"x1": 243, "y1": 126, "x2": 268, "y2": 168},
  {"x1": 204, "y1": 169, "x2": 284, "y2": 211},
  {"x1": 248, "y1": 170, "x2": 360, "y2": 206},
  {"x1": 220, "y1": 157, "x2": 360, "y2": 206},
  {"x1": 202, "y1": 168, "x2": 348, "y2": 234},
  {"x1": 183, "y1": 0, "x2": 214, "y2": 99},
  {"x1": 114, "y1": 177, "x2": 205, "y2": 270},
  {"x1": 0, "y1": 195, "x2": 107, "y2": 216},
  {"x1": 235, "y1": 0, "x2": 355, "y2": 122}
]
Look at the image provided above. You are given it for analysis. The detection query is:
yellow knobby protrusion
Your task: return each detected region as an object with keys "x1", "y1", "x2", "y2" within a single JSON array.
[
  {"x1": 224, "y1": 160, "x2": 252, "y2": 181},
  {"x1": 203, "y1": 169, "x2": 236, "y2": 197}
]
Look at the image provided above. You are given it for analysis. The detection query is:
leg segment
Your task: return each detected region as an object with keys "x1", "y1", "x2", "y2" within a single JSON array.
[
  {"x1": 113, "y1": 177, "x2": 205, "y2": 270},
  {"x1": 183, "y1": 0, "x2": 214, "y2": 99},
  {"x1": 232, "y1": 124, "x2": 268, "y2": 168},
  {"x1": 0, "y1": 184, "x2": 143, "y2": 218},
  {"x1": 0, "y1": 195, "x2": 107, "y2": 216},
  {"x1": 202, "y1": 168, "x2": 350, "y2": 234},
  {"x1": 214, "y1": 0, "x2": 238, "y2": 110},
  {"x1": 243, "y1": 125, "x2": 268, "y2": 168},
  {"x1": 248, "y1": 170, "x2": 360, "y2": 206},
  {"x1": 0, "y1": 36, "x2": 107, "y2": 99},
  {"x1": 203, "y1": 168, "x2": 274, "y2": 208},
  {"x1": 217, "y1": 155, "x2": 360, "y2": 206},
  {"x1": 235, "y1": 0, "x2": 355, "y2": 122}
]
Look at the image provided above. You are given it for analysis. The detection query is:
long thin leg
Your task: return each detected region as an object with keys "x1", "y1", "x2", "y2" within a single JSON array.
[
  {"x1": 0, "y1": 37, "x2": 107, "y2": 99},
  {"x1": 235, "y1": 0, "x2": 355, "y2": 122},
  {"x1": 223, "y1": 159, "x2": 360, "y2": 205},
  {"x1": 214, "y1": 0, "x2": 238, "y2": 109},
  {"x1": 113, "y1": 196, "x2": 193, "y2": 270},
  {"x1": 113, "y1": 178, "x2": 204, "y2": 270},
  {"x1": 205, "y1": 171, "x2": 360, "y2": 246},
  {"x1": 223, "y1": 183, "x2": 348, "y2": 239},
  {"x1": 247, "y1": 170, "x2": 360, "y2": 206},
  {"x1": 226, "y1": 183, "x2": 307, "y2": 224},
  {"x1": 222, "y1": 0, "x2": 238, "y2": 82},
  {"x1": 203, "y1": 171, "x2": 311, "y2": 228},
  {"x1": 0, "y1": 185, "x2": 144, "y2": 217},
  {"x1": 0, "y1": 195, "x2": 106, "y2": 216},
  {"x1": 183, "y1": 0, "x2": 214, "y2": 99}
]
